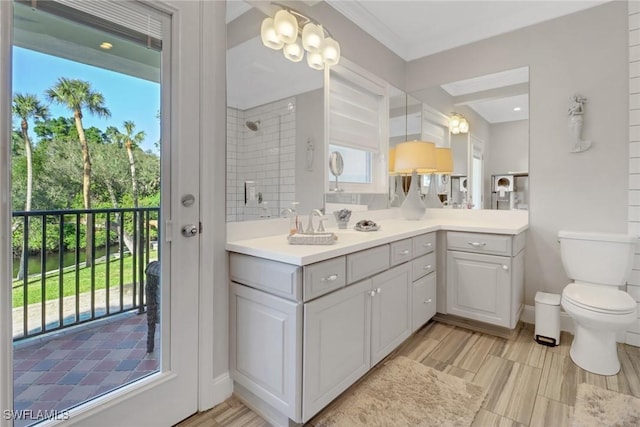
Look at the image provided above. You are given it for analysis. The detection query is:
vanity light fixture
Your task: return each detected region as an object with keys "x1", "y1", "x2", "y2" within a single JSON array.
[
  {"x1": 394, "y1": 141, "x2": 436, "y2": 220},
  {"x1": 449, "y1": 113, "x2": 469, "y2": 134},
  {"x1": 260, "y1": 6, "x2": 341, "y2": 70}
]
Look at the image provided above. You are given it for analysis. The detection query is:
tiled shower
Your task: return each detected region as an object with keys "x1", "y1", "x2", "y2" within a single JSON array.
[{"x1": 226, "y1": 97, "x2": 296, "y2": 222}]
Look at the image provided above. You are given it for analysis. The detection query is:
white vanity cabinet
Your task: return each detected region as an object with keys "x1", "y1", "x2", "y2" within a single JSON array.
[
  {"x1": 229, "y1": 231, "x2": 436, "y2": 425},
  {"x1": 446, "y1": 231, "x2": 525, "y2": 329}
]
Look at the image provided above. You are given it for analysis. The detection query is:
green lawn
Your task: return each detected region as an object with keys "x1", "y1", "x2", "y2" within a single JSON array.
[{"x1": 12, "y1": 251, "x2": 158, "y2": 308}]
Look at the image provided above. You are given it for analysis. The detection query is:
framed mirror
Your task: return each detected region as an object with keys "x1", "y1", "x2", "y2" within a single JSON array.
[
  {"x1": 410, "y1": 66, "x2": 530, "y2": 210},
  {"x1": 226, "y1": 3, "x2": 325, "y2": 222}
]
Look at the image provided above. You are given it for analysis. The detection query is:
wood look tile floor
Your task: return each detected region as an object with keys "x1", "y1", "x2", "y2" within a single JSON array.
[{"x1": 176, "y1": 321, "x2": 640, "y2": 427}]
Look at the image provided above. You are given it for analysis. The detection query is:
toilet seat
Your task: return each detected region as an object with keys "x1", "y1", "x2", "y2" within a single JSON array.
[{"x1": 562, "y1": 283, "x2": 637, "y2": 315}]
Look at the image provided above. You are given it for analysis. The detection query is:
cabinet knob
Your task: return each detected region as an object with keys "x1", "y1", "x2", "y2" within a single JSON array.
[
  {"x1": 468, "y1": 241, "x2": 487, "y2": 248},
  {"x1": 321, "y1": 274, "x2": 338, "y2": 282},
  {"x1": 423, "y1": 299, "x2": 432, "y2": 304},
  {"x1": 399, "y1": 250, "x2": 410, "y2": 256},
  {"x1": 502, "y1": 265, "x2": 509, "y2": 271},
  {"x1": 423, "y1": 265, "x2": 432, "y2": 270},
  {"x1": 369, "y1": 290, "x2": 376, "y2": 297},
  {"x1": 376, "y1": 287, "x2": 382, "y2": 294}
]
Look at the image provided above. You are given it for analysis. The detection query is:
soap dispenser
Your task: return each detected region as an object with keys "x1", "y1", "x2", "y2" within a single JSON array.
[{"x1": 290, "y1": 202, "x2": 300, "y2": 235}]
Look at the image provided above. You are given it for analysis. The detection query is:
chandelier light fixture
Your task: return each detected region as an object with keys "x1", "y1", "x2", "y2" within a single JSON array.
[
  {"x1": 449, "y1": 113, "x2": 469, "y2": 134},
  {"x1": 260, "y1": 6, "x2": 341, "y2": 70}
]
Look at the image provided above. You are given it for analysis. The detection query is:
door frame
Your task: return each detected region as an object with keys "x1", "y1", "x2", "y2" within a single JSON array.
[{"x1": 0, "y1": 1, "x2": 227, "y2": 425}]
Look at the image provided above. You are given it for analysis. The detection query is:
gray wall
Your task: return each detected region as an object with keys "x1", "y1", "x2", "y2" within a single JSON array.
[
  {"x1": 407, "y1": 1, "x2": 628, "y2": 304},
  {"x1": 487, "y1": 120, "x2": 529, "y2": 176},
  {"x1": 295, "y1": 89, "x2": 325, "y2": 214}
]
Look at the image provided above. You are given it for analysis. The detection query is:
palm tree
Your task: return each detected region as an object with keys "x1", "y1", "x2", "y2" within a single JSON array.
[
  {"x1": 12, "y1": 93, "x2": 49, "y2": 279},
  {"x1": 122, "y1": 121, "x2": 146, "y2": 208},
  {"x1": 46, "y1": 78, "x2": 111, "y2": 267}
]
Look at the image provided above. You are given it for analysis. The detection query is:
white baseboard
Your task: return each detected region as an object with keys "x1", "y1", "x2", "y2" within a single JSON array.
[
  {"x1": 520, "y1": 304, "x2": 575, "y2": 335},
  {"x1": 199, "y1": 372, "x2": 233, "y2": 412}
]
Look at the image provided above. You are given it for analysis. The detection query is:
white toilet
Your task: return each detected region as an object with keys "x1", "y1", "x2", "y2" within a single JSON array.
[{"x1": 558, "y1": 231, "x2": 638, "y2": 375}]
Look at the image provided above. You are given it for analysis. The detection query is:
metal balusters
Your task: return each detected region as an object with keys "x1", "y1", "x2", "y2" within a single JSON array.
[
  {"x1": 58, "y1": 214, "x2": 64, "y2": 327},
  {"x1": 75, "y1": 213, "x2": 81, "y2": 323},
  {"x1": 22, "y1": 215, "x2": 29, "y2": 337},
  {"x1": 105, "y1": 211, "x2": 111, "y2": 315},
  {"x1": 132, "y1": 210, "x2": 137, "y2": 311},
  {"x1": 40, "y1": 216, "x2": 46, "y2": 332},
  {"x1": 119, "y1": 212, "x2": 125, "y2": 311}
]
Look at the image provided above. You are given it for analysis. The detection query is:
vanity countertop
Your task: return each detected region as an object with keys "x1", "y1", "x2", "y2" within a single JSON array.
[{"x1": 226, "y1": 212, "x2": 528, "y2": 266}]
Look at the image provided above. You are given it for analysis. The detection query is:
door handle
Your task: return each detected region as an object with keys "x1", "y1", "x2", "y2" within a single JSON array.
[{"x1": 181, "y1": 224, "x2": 198, "y2": 237}]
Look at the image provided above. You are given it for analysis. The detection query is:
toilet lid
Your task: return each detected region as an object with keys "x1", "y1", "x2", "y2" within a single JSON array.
[{"x1": 563, "y1": 283, "x2": 637, "y2": 314}]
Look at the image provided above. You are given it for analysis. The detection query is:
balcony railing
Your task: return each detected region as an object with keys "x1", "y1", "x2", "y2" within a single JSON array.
[{"x1": 11, "y1": 207, "x2": 159, "y2": 341}]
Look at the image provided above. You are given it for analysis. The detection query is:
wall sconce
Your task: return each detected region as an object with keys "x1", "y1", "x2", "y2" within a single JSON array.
[
  {"x1": 449, "y1": 113, "x2": 469, "y2": 134},
  {"x1": 260, "y1": 7, "x2": 341, "y2": 70}
]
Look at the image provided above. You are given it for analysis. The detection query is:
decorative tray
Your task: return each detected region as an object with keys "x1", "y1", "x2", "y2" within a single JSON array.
[
  {"x1": 287, "y1": 232, "x2": 337, "y2": 245},
  {"x1": 354, "y1": 220, "x2": 380, "y2": 232}
]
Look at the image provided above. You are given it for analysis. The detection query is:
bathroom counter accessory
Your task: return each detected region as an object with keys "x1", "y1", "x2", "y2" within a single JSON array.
[{"x1": 287, "y1": 232, "x2": 337, "y2": 245}]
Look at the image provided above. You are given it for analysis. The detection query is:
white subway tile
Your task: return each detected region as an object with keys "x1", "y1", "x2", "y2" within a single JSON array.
[
  {"x1": 628, "y1": 284, "x2": 640, "y2": 301},
  {"x1": 630, "y1": 206, "x2": 640, "y2": 221},
  {"x1": 631, "y1": 13, "x2": 640, "y2": 31},
  {"x1": 632, "y1": 126, "x2": 640, "y2": 142},
  {"x1": 631, "y1": 2, "x2": 640, "y2": 15},
  {"x1": 630, "y1": 190, "x2": 640, "y2": 206},
  {"x1": 632, "y1": 77, "x2": 640, "y2": 95},
  {"x1": 631, "y1": 157, "x2": 640, "y2": 173},
  {"x1": 632, "y1": 28, "x2": 640, "y2": 47}
]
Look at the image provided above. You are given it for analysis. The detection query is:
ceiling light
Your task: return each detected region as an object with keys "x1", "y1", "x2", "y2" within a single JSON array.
[
  {"x1": 513, "y1": 107, "x2": 521, "y2": 112},
  {"x1": 99, "y1": 42, "x2": 113, "y2": 50},
  {"x1": 259, "y1": 7, "x2": 340, "y2": 71}
]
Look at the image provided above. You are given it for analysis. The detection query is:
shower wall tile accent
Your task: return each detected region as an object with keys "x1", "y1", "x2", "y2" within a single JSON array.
[
  {"x1": 628, "y1": 0, "x2": 640, "y2": 346},
  {"x1": 226, "y1": 98, "x2": 296, "y2": 222}
]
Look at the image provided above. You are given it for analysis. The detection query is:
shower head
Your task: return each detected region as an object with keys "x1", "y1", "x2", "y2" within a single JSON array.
[{"x1": 245, "y1": 120, "x2": 260, "y2": 132}]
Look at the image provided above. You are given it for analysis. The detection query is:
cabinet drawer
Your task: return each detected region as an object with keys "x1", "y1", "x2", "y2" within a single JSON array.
[
  {"x1": 347, "y1": 245, "x2": 390, "y2": 284},
  {"x1": 303, "y1": 257, "x2": 346, "y2": 301},
  {"x1": 447, "y1": 231, "x2": 512, "y2": 256},
  {"x1": 412, "y1": 274, "x2": 436, "y2": 332},
  {"x1": 230, "y1": 253, "x2": 302, "y2": 301},
  {"x1": 390, "y1": 239, "x2": 413, "y2": 266},
  {"x1": 413, "y1": 233, "x2": 436, "y2": 257},
  {"x1": 411, "y1": 253, "x2": 435, "y2": 281}
]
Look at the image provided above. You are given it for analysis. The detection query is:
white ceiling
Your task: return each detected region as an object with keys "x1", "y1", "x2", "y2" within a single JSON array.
[
  {"x1": 325, "y1": 0, "x2": 610, "y2": 61},
  {"x1": 227, "y1": 1, "x2": 607, "y2": 118}
]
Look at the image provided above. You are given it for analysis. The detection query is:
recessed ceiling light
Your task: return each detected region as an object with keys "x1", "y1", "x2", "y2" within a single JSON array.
[
  {"x1": 100, "y1": 42, "x2": 113, "y2": 50},
  {"x1": 513, "y1": 107, "x2": 521, "y2": 112}
]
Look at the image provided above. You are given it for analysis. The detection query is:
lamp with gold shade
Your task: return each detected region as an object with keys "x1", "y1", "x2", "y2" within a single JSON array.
[
  {"x1": 394, "y1": 141, "x2": 436, "y2": 220},
  {"x1": 424, "y1": 147, "x2": 453, "y2": 208}
]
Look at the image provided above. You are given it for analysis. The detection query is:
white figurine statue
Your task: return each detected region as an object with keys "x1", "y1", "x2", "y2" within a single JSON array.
[{"x1": 568, "y1": 95, "x2": 592, "y2": 153}]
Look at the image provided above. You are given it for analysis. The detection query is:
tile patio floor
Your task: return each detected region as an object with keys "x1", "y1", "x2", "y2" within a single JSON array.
[{"x1": 12, "y1": 311, "x2": 159, "y2": 427}]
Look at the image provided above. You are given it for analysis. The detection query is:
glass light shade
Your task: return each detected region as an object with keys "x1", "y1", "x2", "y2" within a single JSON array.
[
  {"x1": 302, "y1": 22, "x2": 324, "y2": 53},
  {"x1": 459, "y1": 118, "x2": 469, "y2": 133},
  {"x1": 394, "y1": 141, "x2": 436, "y2": 174},
  {"x1": 435, "y1": 148, "x2": 453, "y2": 174},
  {"x1": 274, "y1": 10, "x2": 298, "y2": 44},
  {"x1": 449, "y1": 115, "x2": 460, "y2": 129},
  {"x1": 283, "y1": 40, "x2": 304, "y2": 62},
  {"x1": 261, "y1": 18, "x2": 284, "y2": 50},
  {"x1": 451, "y1": 127, "x2": 460, "y2": 135},
  {"x1": 322, "y1": 37, "x2": 340, "y2": 66},
  {"x1": 306, "y1": 51, "x2": 324, "y2": 70}
]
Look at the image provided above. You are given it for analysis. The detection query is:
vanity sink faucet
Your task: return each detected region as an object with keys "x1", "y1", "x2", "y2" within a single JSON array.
[{"x1": 306, "y1": 209, "x2": 325, "y2": 234}]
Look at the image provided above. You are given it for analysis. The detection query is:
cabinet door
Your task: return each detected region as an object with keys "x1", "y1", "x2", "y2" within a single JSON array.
[
  {"x1": 371, "y1": 263, "x2": 412, "y2": 365},
  {"x1": 230, "y1": 283, "x2": 302, "y2": 420},
  {"x1": 303, "y1": 279, "x2": 372, "y2": 422},
  {"x1": 446, "y1": 251, "x2": 511, "y2": 327},
  {"x1": 412, "y1": 273, "x2": 436, "y2": 332}
]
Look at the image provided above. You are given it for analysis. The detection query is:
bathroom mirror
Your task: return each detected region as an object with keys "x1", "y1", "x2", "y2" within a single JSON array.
[
  {"x1": 225, "y1": 3, "x2": 326, "y2": 222},
  {"x1": 409, "y1": 66, "x2": 530, "y2": 209}
]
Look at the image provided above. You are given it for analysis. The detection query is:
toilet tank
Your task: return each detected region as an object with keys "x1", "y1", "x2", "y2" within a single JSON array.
[{"x1": 558, "y1": 231, "x2": 637, "y2": 286}]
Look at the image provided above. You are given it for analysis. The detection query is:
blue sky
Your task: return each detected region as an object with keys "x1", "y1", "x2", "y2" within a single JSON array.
[{"x1": 13, "y1": 47, "x2": 160, "y2": 153}]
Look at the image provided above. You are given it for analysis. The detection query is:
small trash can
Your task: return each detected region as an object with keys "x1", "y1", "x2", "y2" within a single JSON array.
[{"x1": 534, "y1": 291, "x2": 561, "y2": 347}]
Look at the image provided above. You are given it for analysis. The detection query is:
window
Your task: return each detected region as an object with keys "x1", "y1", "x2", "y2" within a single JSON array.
[{"x1": 327, "y1": 60, "x2": 387, "y2": 193}]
